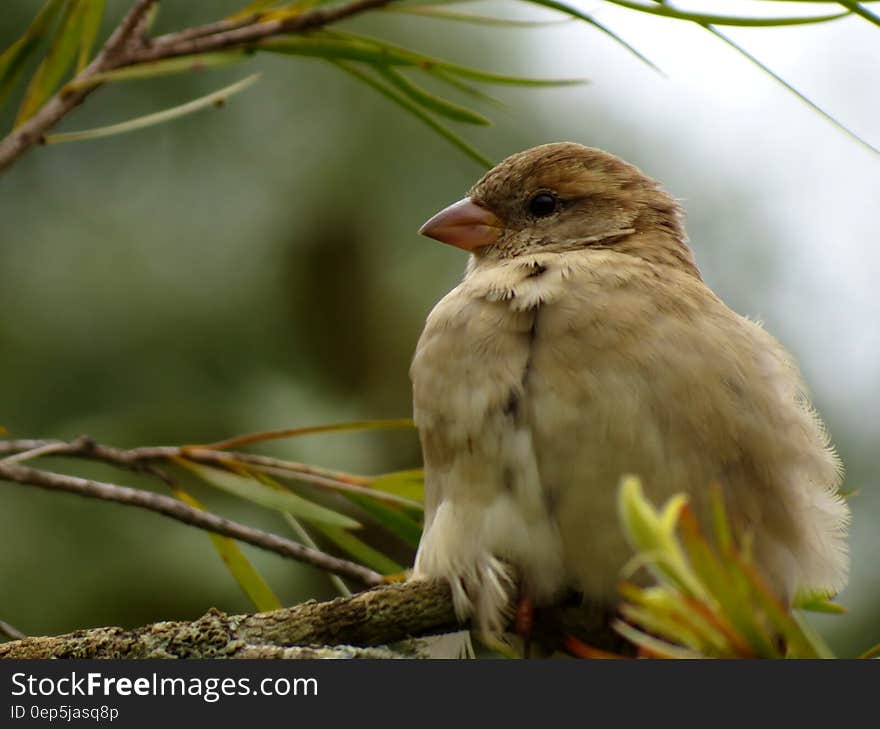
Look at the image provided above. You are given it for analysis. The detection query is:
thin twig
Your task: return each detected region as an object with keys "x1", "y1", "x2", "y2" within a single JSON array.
[
  {"x1": 102, "y1": 0, "x2": 160, "y2": 59},
  {"x1": 152, "y1": 16, "x2": 258, "y2": 46},
  {"x1": 1, "y1": 441, "x2": 74, "y2": 465},
  {"x1": 128, "y1": 0, "x2": 396, "y2": 64},
  {"x1": 201, "y1": 419, "x2": 413, "y2": 451},
  {"x1": 0, "y1": 460, "x2": 383, "y2": 587},
  {"x1": 0, "y1": 437, "x2": 419, "y2": 508}
]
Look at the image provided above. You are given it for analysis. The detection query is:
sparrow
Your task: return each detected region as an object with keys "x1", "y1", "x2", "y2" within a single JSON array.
[{"x1": 410, "y1": 142, "x2": 850, "y2": 640}]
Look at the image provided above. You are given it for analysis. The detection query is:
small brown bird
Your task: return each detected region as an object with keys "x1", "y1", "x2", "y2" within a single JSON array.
[{"x1": 410, "y1": 143, "x2": 849, "y2": 639}]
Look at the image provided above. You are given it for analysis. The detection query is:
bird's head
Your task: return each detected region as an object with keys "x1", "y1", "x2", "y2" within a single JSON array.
[{"x1": 419, "y1": 142, "x2": 699, "y2": 277}]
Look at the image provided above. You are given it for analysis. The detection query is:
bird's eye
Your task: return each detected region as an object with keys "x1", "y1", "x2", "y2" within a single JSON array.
[{"x1": 527, "y1": 193, "x2": 557, "y2": 218}]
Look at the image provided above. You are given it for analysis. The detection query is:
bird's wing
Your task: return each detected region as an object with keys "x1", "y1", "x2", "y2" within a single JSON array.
[{"x1": 523, "y1": 248, "x2": 848, "y2": 600}]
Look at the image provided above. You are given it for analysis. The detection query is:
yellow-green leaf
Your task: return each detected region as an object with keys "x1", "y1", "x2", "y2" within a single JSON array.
[
  {"x1": 604, "y1": 0, "x2": 848, "y2": 27},
  {"x1": 314, "y1": 524, "x2": 403, "y2": 574},
  {"x1": 794, "y1": 590, "x2": 847, "y2": 615},
  {"x1": 76, "y1": 50, "x2": 249, "y2": 87},
  {"x1": 76, "y1": 0, "x2": 104, "y2": 72},
  {"x1": 263, "y1": 33, "x2": 587, "y2": 87},
  {"x1": 368, "y1": 469, "x2": 424, "y2": 502},
  {"x1": 17, "y1": 0, "x2": 86, "y2": 125},
  {"x1": 332, "y1": 60, "x2": 493, "y2": 169},
  {"x1": 46, "y1": 74, "x2": 260, "y2": 144},
  {"x1": 517, "y1": 0, "x2": 657, "y2": 70},
  {"x1": 177, "y1": 458, "x2": 361, "y2": 529},
  {"x1": 173, "y1": 486, "x2": 281, "y2": 611},
  {"x1": 374, "y1": 65, "x2": 489, "y2": 125},
  {"x1": 228, "y1": 0, "x2": 283, "y2": 20},
  {"x1": 389, "y1": 5, "x2": 572, "y2": 27},
  {"x1": 0, "y1": 0, "x2": 67, "y2": 110},
  {"x1": 346, "y1": 493, "x2": 422, "y2": 548}
]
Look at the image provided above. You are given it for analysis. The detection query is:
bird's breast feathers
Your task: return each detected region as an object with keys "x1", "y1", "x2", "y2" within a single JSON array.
[{"x1": 411, "y1": 249, "x2": 849, "y2": 632}]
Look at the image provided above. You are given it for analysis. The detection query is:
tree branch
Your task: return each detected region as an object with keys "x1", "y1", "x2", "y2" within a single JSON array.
[
  {"x1": 0, "y1": 0, "x2": 398, "y2": 173},
  {"x1": 0, "y1": 458, "x2": 383, "y2": 587},
  {"x1": 0, "y1": 579, "x2": 625, "y2": 659},
  {"x1": 0, "y1": 435, "x2": 416, "y2": 507},
  {"x1": 138, "y1": 0, "x2": 396, "y2": 62},
  {"x1": 0, "y1": 580, "x2": 458, "y2": 659}
]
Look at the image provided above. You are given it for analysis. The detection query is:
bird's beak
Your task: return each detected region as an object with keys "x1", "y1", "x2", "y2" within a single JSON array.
[{"x1": 419, "y1": 197, "x2": 502, "y2": 251}]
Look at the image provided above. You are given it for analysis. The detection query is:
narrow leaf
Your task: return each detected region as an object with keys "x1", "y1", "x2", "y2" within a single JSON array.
[
  {"x1": 389, "y1": 5, "x2": 573, "y2": 26},
  {"x1": 613, "y1": 619, "x2": 703, "y2": 659},
  {"x1": 263, "y1": 33, "x2": 588, "y2": 86},
  {"x1": 703, "y1": 25, "x2": 879, "y2": 155},
  {"x1": 0, "y1": 0, "x2": 67, "y2": 110},
  {"x1": 281, "y1": 512, "x2": 350, "y2": 596},
  {"x1": 429, "y1": 68, "x2": 507, "y2": 109},
  {"x1": 177, "y1": 458, "x2": 361, "y2": 529},
  {"x1": 313, "y1": 524, "x2": 403, "y2": 574},
  {"x1": 74, "y1": 50, "x2": 249, "y2": 87},
  {"x1": 794, "y1": 590, "x2": 847, "y2": 614},
  {"x1": 604, "y1": 0, "x2": 849, "y2": 27},
  {"x1": 16, "y1": 0, "x2": 88, "y2": 125},
  {"x1": 46, "y1": 74, "x2": 260, "y2": 144},
  {"x1": 76, "y1": 0, "x2": 105, "y2": 72},
  {"x1": 173, "y1": 486, "x2": 282, "y2": 611},
  {"x1": 228, "y1": 0, "x2": 284, "y2": 20},
  {"x1": 368, "y1": 469, "x2": 425, "y2": 502},
  {"x1": 374, "y1": 65, "x2": 490, "y2": 125},
  {"x1": 346, "y1": 493, "x2": 422, "y2": 548},
  {"x1": 837, "y1": 1, "x2": 880, "y2": 29},
  {"x1": 333, "y1": 60, "x2": 493, "y2": 168},
  {"x1": 517, "y1": 0, "x2": 659, "y2": 71}
]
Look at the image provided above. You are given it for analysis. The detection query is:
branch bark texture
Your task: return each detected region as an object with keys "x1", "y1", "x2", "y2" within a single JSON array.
[{"x1": 0, "y1": 581, "x2": 457, "y2": 659}]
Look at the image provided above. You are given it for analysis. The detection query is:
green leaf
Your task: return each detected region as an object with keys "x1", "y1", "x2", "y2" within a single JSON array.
[
  {"x1": 388, "y1": 5, "x2": 573, "y2": 26},
  {"x1": 0, "y1": 0, "x2": 67, "y2": 111},
  {"x1": 262, "y1": 33, "x2": 588, "y2": 86},
  {"x1": 516, "y1": 0, "x2": 659, "y2": 71},
  {"x1": 369, "y1": 469, "x2": 425, "y2": 503},
  {"x1": 313, "y1": 524, "x2": 403, "y2": 574},
  {"x1": 17, "y1": 0, "x2": 87, "y2": 125},
  {"x1": 701, "y1": 25, "x2": 879, "y2": 155},
  {"x1": 677, "y1": 510, "x2": 780, "y2": 657},
  {"x1": 332, "y1": 60, "x2": 493, "y2": 168},
  {"x1": 46, "y1": 74, "x2": 260, "y2": 144},
  {"x1": 428, "y1": 68, "x2": 507, "y2": 109},
  {"x1": 228, "y1": 0, "x2": 285, "y2": 20},
  {"x1": 281, "y1": 512, "x2": 350, "y2": 596},
  {"x1": 76, "y1": 50, "x2": 249, "y2": 87},
  {"x1": 836, "y1": 1, "x2": 880, "y2": 29},
  {"x1": 346, "y1": 493, "x2": 422, "y2": 548},
  {"x1": 374, "y1": 65, "x2": 490, "y2": 125},
  {"x1": 76, "y1": 0, "x2": 105, "y2": 72},
  {"x1": 613, "y1": 619, "x2": 703, "y2": 659},
  {"x1": 603, "y1": 0, "x2": 849, "y2": 27},
  {"x1": 794, "y1": 592, "x2": 847, "y2": 615},
  {"x1": 177, "y1": 458, "x2": 361, "y2": 529},
  {"x1": 173, "y1": 486, "x2": 281, "y2": 611}
]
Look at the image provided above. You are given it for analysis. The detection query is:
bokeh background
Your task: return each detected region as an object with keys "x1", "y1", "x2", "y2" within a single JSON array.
[{"x1": 1, "y1": 0, "x2": 877, "y2": 655}]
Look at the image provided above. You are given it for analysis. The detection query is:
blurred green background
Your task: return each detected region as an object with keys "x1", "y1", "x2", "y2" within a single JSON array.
[{"x1": 1, "y1": 1, "x2": 877, "y2": 656}]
